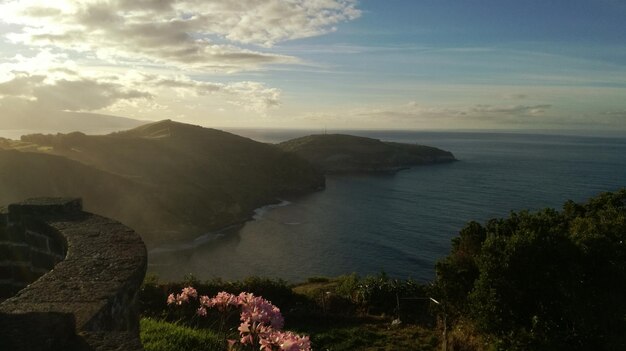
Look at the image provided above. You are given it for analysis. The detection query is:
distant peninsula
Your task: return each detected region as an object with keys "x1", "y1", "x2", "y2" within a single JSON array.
[
  {"x1": 278, "y1": 134, "x2": 456, "y2": 173},
  {"x1": 0, "y1": 121, "x2": 456, "y2": 246}
]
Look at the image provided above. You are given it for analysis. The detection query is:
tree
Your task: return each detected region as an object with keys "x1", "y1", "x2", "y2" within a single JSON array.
[{"x1": 436, "y1": 189, "x2": 626, "y2": 350}]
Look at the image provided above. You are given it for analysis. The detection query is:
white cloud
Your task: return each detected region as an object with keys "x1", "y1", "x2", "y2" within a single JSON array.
[
  {"x1": 0, "y1": 0, "x2": 360, "y2": 72},
  {"x1": 0, "y1": 71, "x2": 152, "y2": 112},
  {"x1": 138, "y1": 74, "x2": 281, "y2": 113},
  {"x1": 0, "y1": 54, "x2": 281, "y2": 116},
  {"x1": 0, "y1": 52, "x2": 151, "y2": 112},
  {"x1": 0, "y1": 0, "x2": 361, "y2": 126}
]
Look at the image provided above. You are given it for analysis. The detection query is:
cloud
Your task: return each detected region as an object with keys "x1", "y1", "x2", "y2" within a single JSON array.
[
  {"x1": 0, "y1": 54, "x2": 281, "y2": 116},
  {"x1": 0, "y1": 72, "x2": 45, "y2": 96},
  {"x1": 471, "y1": 104, "x2": 552, "y2": 117},
  {"x1": 0, "y1": 0, "x2": 360, "y2": 125},
  {"x1": 0, "y1": 71, "x2": 152, "y2": 112},
  {"x1": 0, "y1": 0, "x2": 361, "y2": 72},
  {"x1": 139, "y1": 74, "x2": 281, "y2": 113},
  {"x1": 223, "y1": 81, "x2": 280, "y2": 112}
]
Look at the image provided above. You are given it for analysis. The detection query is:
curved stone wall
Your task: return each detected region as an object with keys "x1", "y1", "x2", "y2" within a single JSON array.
[{"x1": 0, "y1": 198, "x2": 147, "y2": 350}]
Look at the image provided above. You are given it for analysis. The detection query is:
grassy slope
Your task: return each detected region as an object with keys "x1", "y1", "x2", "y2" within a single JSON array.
[
  {"x1": 0, "y1": 149, "x2": 156, "y2": 226},
  {"x1": 290, "y1": 278, "x2": 439, "y2": 350},
  {"x1": 1, "y1": 120, "x2": 324, "y2": 246},
  {"x1": 141, "y1": 317, "x2": 437, "y2": 351},
  {"x1": 140, "y1": 318, "x2": 223, "y2": 351},
  {"x1": 0, "y1": 110, "x2": 145, "y2": 132}
]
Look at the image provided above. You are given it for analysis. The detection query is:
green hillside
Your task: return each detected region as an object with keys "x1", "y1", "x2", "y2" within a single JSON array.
[
  {"x1": 278, "y1": 134, "x2": 456, "y2": 173},
  {"x1": 0, "y1": 120, "x2": 324, "y2": 246},
  {"x1": 0, "y1": 149, "x2": 161, "y2": 228}
]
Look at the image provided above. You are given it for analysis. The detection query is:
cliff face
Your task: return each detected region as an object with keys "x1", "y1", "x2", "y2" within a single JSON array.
[
  {"x1": 278, "y1": 134, "x2": 456, "y2": 173},
  {"x1": 0, "y1": 121, "x2": 324, "y2": 246}
]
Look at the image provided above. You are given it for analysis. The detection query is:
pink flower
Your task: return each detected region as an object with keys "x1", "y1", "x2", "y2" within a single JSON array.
[
  {"x1": 260, "y1": 338, "x2": 274, "y2": 350},
  {"x1": 268, "y1": 331, "x2": 311, "y2": 351},
  {"x1": 212, "y1": 291, "x2": 239, "y2": 311},
  {"x1": 166, "y1": 293, "x2": 176, "y2": 305},
  {"x1": 166, "y1": 288, "x2": 310, "y2": 351},
  {"x1": 167, "y1": 286, "x2": 199, "y2": 305},
  {"x1": 240, "y1": 333, "x2": 254, "y2": 345},
  {"x1": 237, "y1": 293, "x2": 284, "y2": 329},
  {"x1": 197, "y1": 306, "x2": 207, "y2": 316},
  {"x1": 237, "y1": 292, "x2": 255, "y2": 305},
  {"x1": 199, "y1": 295, "x2": 213, "y2": 308},
  {"x1": 238, "y1": 321, "x2": 251, "y2": 334},
  {"x1": 180, "y1": 286, "x2": 198, "y2": 300}
]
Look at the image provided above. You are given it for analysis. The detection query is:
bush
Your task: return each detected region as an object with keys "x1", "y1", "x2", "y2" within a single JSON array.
[{"x1": 436, "y1": 189, "x2": 626, "y2": 350}]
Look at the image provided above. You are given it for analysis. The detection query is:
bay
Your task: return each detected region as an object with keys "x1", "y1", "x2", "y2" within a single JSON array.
[{"x1": 148, "y1": 131, "x2": 626, "y2": 282}]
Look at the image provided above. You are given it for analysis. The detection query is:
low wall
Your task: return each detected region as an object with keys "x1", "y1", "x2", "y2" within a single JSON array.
[{"x1": 0, "y1": 198, "x2": 147, "y2": 350}]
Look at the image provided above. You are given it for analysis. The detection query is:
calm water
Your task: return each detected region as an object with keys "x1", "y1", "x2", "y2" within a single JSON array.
[{"x1": 149, "y1": 131, "x2": 626, "y2": 282}]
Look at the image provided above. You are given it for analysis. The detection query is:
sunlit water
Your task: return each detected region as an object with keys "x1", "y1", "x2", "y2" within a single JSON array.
[{"x1": 147, "y1": 131, "x2": 626, "y2": 282}]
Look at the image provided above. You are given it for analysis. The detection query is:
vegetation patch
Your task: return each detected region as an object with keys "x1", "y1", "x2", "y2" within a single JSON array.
[
  {"x1": 436, "y1": 189, "x2": 626, "y2": 350},
  {"x1": 140, "y1": 318, "x2": 223, "y2": 351}
]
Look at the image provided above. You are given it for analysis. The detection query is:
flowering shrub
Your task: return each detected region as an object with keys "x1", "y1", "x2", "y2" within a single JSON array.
[
  {"x1": 167, "y1": 286, "x2": 198, "y2": 305},
  {"x1": 168, "y1": 287, "x2": 312, "y2": 351}
]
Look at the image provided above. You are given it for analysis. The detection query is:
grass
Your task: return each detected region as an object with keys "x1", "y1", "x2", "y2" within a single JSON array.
[
  {"x1": 291, "y1": 315, "x2": 439, "y2": 351},
  {"x1": 311, "y1": 324, "x2": 438, "y2": 351},
  {"x1": 141, "y1": 317, "x2": 439, "y2": 351},
  {"x1": 140, "y1": 318, "x2": 224, "y2": 351}
]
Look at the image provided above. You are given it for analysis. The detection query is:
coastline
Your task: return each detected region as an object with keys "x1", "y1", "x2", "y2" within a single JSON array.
[
  {"x1": 148, "y1": 199, "x2": 295, "y2": 256},
  {"x1": 147, "y1": 157, "x2": 457, "y2": 256}
]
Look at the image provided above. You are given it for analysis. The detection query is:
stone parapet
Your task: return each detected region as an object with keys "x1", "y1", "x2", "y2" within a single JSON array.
[{"x1": 0, "y1": 198, "x2": 147, "y2": 350}]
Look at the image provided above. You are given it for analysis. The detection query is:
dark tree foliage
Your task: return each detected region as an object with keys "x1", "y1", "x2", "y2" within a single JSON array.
[{"x1": 436, "y1": 189, "x2": 626, "y2": 351}]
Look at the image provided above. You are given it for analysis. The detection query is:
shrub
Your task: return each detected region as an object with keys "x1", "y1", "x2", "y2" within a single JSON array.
[{"x1": 436, "y1": 189, "x2": 626, "y2": 350}]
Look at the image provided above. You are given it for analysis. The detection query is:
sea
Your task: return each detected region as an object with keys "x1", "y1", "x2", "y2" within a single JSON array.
[{"x1": 145, "y1": 130, "x2": 626, "y2": 283}]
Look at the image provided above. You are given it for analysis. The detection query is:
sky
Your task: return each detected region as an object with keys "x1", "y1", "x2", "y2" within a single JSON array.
[{"x1": 0, "y1": 0, "x2": 625, "y2": 133}]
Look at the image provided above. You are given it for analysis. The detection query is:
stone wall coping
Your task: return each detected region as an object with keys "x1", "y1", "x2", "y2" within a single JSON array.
[{"x1": 0, "y1": 198, "x2": 147, "y2": 350}]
